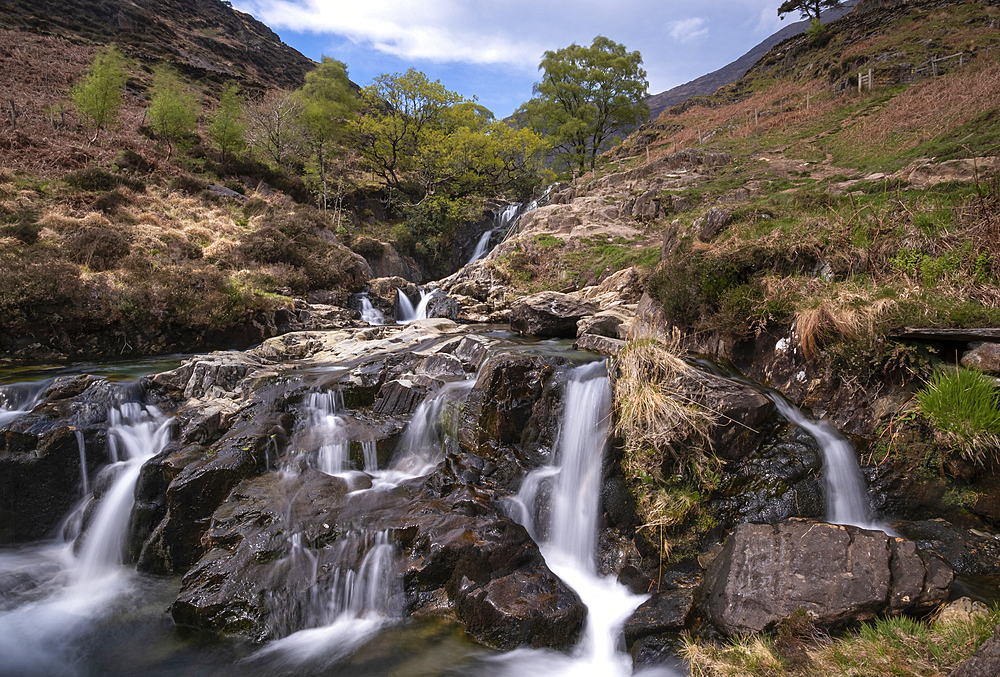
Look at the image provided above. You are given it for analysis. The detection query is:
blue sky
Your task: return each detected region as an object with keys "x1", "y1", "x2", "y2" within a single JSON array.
[{"x1": 233, "y1": 0, "x2": 795, "y2": 118}]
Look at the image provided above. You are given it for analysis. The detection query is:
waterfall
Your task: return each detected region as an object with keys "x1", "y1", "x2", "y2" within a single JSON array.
[
  {"x1": 768, "y1": 395, "x2": 886, "y2": 531},
  {"x1": 257, "y1": 532, "x2": 400, "y2": 667},
  {"x1": 361, "y1": 440, "x2": 378, "y2": 472},
  {"x1": 502, "y1": 361, "x2": 677, "y2": 677},
  {"x1": 0, "y1": 397, "x2": 173, "y2": 676},
  {"x1": 468, "y1": 229, "x2": 494, "y2": 264},
  {"x1": 0, "y1": 381, "x2": 47, "y2": 427},
  {"x1": 395, "y1": 287, "x2": 431, "y2": 323},
  {"x1": 359, "y1": 293, "x2": 385, "y2": 325},
  {"x1": 74, "y1": 430, "x2": 89, "y2": 498},
  {"x1": 385, "y1": 379, "x2": 472, "y2": 480},
  {"x1": 302, "y1": 391, "x2": 350, "y2": 475}
]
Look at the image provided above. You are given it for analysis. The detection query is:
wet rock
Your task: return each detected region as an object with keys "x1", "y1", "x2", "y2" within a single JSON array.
[
  {"x1": 423, "y1": 292, "x2": 459, "y2": 320},
  {"x1": 459, "y1": 354, "x2": 565, "y2": 467},
  {"x1": 891, "y1": 519, "x2": 1000, "y2": 576},
  {"x1": 703, "y1": 520, "x2": 952, "y2": 634},
  {"x1": 952, "y1": 624, "x2": 1000, "y2": 677},
  {"x1": 368, "y1": 277, "x2": 421, "y2": 308},
  {"x1": 622, "y1": 589, "x2": 695, "y2": 647},
  {"x1": 962, "y1": 342, "x2": 1000, "y2": 374},
  {"x1": 373, "y1": 376, "x2": 441, "y2": 417},
  {"x1": 510, "y1": 292, "x2": 598, "y2": 338}
]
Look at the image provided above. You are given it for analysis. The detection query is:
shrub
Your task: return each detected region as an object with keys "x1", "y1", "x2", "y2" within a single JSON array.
[
  {"x1": 64, "y1": 226, "x2": 132, "y2": 271},
  {"x1": 916, "y1": 367, "x2": 1000, "y2": 464},
  {"x1": 92, "y1": 189, "x2": 131, "y2": 214},
  {"x1": 65, "y1": 167, "x2": 146, "y2": 193},
  {"x1": 169, "y1": 174, "x2": 208, "y2": 195}
]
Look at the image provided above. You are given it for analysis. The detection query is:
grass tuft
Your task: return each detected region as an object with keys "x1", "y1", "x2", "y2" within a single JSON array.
[{"x1": 916, "y1": 367, "x2": 1000, "y2": 465}]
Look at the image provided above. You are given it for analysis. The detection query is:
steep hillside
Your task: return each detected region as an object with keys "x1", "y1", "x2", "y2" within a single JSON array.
[
  {"x1": 0, "y1": 0, "x2": 314, "y2": 90},
  {"x1": 645, "y1": 2, "x2": 855, "y2": 119}
]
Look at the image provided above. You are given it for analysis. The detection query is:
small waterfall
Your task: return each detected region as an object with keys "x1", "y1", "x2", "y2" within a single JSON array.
[
  {"x1": 77, "y1": 403, "x2": 172, "y2": 579},
  {"x1": 257, "y1": 531, "x2": 400, "y2": 666},
  {"x1": 0, "y1": 381, "x2": 47, "y2": 427},
  {"x1": 388, "y1": 380, "x2": 472, "y2": 479},
  {"x1": 468, "y1": 229, "x2": 494, "y2": 264},
  {"x1": 395, "y1": 287, "x2": 431, "y2": 323},
  {"x1": 769, "y1": 395, "x2": 883, "y2": 530},
  {"x1": 362, "y1": 440, "x2": 378, "y2": 472},
  {"x1": 74, "y1": 430, "x2": 89, "y2": 498},
  {"x1": 359, "y1": 293, "x2": 385, "y2": 325},
  {"x1": 501, "y1": 361, "x2": 676, "y2": 677},
  {"x1": 302, "y1": 391, "x2": 350, "y2": 475}
]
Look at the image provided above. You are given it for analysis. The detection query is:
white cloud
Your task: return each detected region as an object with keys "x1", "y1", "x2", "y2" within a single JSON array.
[{"x1": 667, "y1": 17, "x2": 709, "y2": 44}]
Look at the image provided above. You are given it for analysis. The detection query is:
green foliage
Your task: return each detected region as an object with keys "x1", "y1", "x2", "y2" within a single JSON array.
[
  {"x1": 295, "y1": 57, "x2": 358, "y2": 208},
  {"x1": 916, "y1": 367, "x2": 1000, "y2": 464},
  {"x1": 207, "y1": 81, "x2": 246, "y2": 164},
  {"x1": 517, "y1": 36, "x2": 648, "y2": 173},
  {"x1": 71, "y1": 45, "x2": 128, "y2": 143},
  {"x1": 147, "y1": 66, "x2": 200, "y2": 157},
  {"x1": 357, "y1": 69, "x2": 546, "y2": 203}
]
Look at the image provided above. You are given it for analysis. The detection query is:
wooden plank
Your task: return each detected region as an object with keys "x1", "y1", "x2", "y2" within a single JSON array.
[{"x1": 891, "y1": 328, "x2": 1000, "y2": 342}]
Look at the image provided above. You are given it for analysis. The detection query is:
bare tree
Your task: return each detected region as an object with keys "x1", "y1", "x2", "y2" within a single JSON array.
[{"x1": 243, "y1": 89, "x2": 304, "y2": 168}]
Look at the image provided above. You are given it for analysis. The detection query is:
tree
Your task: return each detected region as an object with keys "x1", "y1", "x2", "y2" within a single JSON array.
[
  {"x1": 147, "y1": 66, "x2": 199, "y2": 159},
  {"x1": 517, "y1": 36, "x2": 648, "y2": 173},
  {"x1": 207, "y1": 81, "x2": 246, "y2": 165},
  {"x1": 777, "y1": 0, "x2": 842, "y2": 23},
  {"x1": 71, "y1": 45, "x2": 128, "y2": 144},
  {"x1": 356, "y1": 69, "x2": 546, "y2": 204},
  {"x1": 295, "y1": 57, "x2": 357, "y2": 210},
  {"x1": 243, "y1": 89, "x2": 304, "y2": 169}
]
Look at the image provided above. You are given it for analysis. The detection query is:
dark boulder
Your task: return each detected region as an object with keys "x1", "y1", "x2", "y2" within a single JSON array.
[
  {"x1": 952, "y1": 624, "x2": 1000, "y2": 677},
  {"x1": 703, "y1": 520, "x2": 952, "y2": 634},
  {"x1": 510, "y1": 292, "x2": 598, "y2": 338},
  {"x1": 892, "y1": 519, "x2": 1000, "y2": 576},
  {"x1": 622, "y1": 589, "x2": 695, "y2": 648}
]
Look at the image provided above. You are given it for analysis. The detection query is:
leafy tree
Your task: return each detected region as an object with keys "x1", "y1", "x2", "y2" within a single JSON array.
[
  {"x1": 243, "y1": 89, "x2": 304, "y2": 169},
  {"x1": 356, "y1": 69, "x2": 546, "y2": 204},
  {"x1": 207, "y1": 81, "x2": 246, "y2": 165},
  {"x1": 147, "y1": 66, "x2": 199, "y2": 159},
  {"x1": 778, "y1": 0, "x2": 842, "y2": 23},
  {"x1": 71, "y1": 45, "x2": 128, "y2": 144},
  {"x1": 517, "y1": 36, "x2": 648, "y2": 173},
  {"x1": 295, "y1": 57, "x2": 357, "y2": 210}
]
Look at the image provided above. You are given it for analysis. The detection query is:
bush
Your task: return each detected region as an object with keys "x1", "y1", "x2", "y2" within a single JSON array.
[
  {"x1": 64, "y1": 226, "x2": 132, "y2": 271},
  {"x1": 916, "y1": 367, "x2": 1000, "y2": 464},
  {"x1": 169, "y1": 174, "x2": 208, "y2": 195},
  {"x1": 92, "y1": 189, "x2": 131, "y2": 214},
  {"x1": 65, "y1": 167, "x2": 146, "y2": 193}
]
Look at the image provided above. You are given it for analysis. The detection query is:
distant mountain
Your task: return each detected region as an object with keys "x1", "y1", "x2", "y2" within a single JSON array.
[
  {"x1": 646, "y1": 3, "x2": 856, "y2": 119},
  {"x1": 0, "y1": 0, "x2": 315, "y2": 90}
]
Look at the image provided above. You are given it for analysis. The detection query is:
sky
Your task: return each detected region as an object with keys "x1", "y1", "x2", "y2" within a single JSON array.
[{"x1": 232, "y1": 0, "x2": 796, "y2": 119}]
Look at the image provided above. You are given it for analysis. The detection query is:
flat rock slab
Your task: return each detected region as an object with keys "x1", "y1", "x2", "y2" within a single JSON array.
[
  {"x1": 703, "y1": 520, "x2": 952, "y2": 635},
  {"x1": 510, "y1": 292, "x2": 598, "y2": 338}
]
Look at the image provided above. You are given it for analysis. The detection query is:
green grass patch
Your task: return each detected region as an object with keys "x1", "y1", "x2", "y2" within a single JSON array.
[{"x1": 916, "y1": 367, "x2": 1000, "y2": 464}]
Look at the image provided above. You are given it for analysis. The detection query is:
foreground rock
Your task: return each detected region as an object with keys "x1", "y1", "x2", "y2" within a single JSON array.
[
  {"x1": 510, "y1": 292, "x2": 598, "y2": 338},
  {"x1": 703, "y1": 520, "x2": 952, "y2": 634}
]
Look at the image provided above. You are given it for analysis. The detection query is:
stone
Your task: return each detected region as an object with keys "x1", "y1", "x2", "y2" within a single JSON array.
[
  {"x1": 952, "y1": 625, "x2": 1000, "y2": 677},
  {"x1": 577, "y1": 309, "x2": 630, "y2": 339},
  {"x1": 423, "y1": 291, "x2": 458, "y2": 320},
  {"x1": 696, "y1": 207, "x2": 733, "y2": 242},
  {"x1": 578, "y1": 267, "x2": 643, "y2": 309},
  {"x1": 937, "y1": 597, "x2": 991, "y2": 627},
  {"x1": 510, "y1": 292, "x2": 598, "y2": 338},
  {"x1": 702, "y1": 520, "x2": 952, "y2": 635},
  {"x1": 207, "y1": 185, "x2": 248, "y2": 203},
  {"x1": 962, "y1": 342, "x2": 1000, "y2": 373},
  {"x1": 631, "y1": 190, "x2": 659, "y2": 221},
  {"x1": 892, "y1": 519, "x2": 1000, "y2": 576},
  {"x1": 622, "y1": 589, "x2": 695, "y2": 647},
  {"x1": 573, "y1": 334, "x2": 625, "y2": 357}
]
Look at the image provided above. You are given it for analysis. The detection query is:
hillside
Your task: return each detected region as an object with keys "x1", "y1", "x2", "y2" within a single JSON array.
[
  {"x1": 645, "y1": 2, "x2": 856, "y2": 119},
  {"x1": 0, "y1": 0, "x2": 314, "y2": 90}
]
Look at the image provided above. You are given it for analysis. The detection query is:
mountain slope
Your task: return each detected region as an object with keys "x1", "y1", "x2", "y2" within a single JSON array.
[
  {"x1": 0, "y1": 0, "x2": 314, "y2": 89},
  {"x1": 646, "y1": 2, "x2": 855, "y2": 119}
]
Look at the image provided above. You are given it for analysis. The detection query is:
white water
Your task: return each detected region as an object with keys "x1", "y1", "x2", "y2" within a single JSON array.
[
  {"x1": 395, "y1": 287, "x2": 431, "y2": 323},
  {"x1": 256, "y1": 531, "x2": 400, "y2": 667},
  {"x1": 503, "y1": 361, "x2": 679, "y2": 677},
  {"x1": 769, "y1": 395, "x2": 886, "y2": 531},
  {"x1": 359, "y1": 293, "x2": 385, "y2": 325},
  {"x1": 302, "y1": 391, "x2": 351, "y2": 475},
  {"x1": 468, "y1": 229, "x2": 494, "y2": 264},
  {"x1": 73, "y1": 430, "x2": 89, "y2": 498},
  {"x1": 0, "y1": 381, "x2": 46, "y2": 427},
  {"x1": 0, "y1": 400, "x2": 172, "y2": 676}
]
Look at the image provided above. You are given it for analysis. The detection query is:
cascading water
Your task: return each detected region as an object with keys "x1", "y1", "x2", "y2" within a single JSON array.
[
  {"x1": 768, "y1": 395, "x2": 886, "y2": 531},
  {"x1": 0, "y1": 381, "x2": 47, "y2": 427},
  {"x1": 257, "y1": 531, "x2": 400, "y2": 668},
  {"x1": 301, "y1": 391, "x2": 350, "y2": 475},
  {"x1": 395, "y1": 287, "x2": 432, "y2": 323},
  {"x1": 359, "y1": 293, "x2": 385, "y2": 325},
  {"x1": 502, "y1": 361, "x2": 680, "y2": 677},
  {"x1": 0, "y1": 397, "x2": 173, "y2": 676},
  {"x1": 468, "y1": 229, "x2": 495, "y2": 264}
]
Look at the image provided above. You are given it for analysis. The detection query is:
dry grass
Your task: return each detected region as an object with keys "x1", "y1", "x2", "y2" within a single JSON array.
[{"x1": 794, "y1": 293, "x2": 897, "y2": 360}]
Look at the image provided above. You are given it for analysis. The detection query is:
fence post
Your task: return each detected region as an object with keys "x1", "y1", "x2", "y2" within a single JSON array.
[
  {"x1": 932, "y1": 58, "x2": 938, "y2": 76},
  {"x1": 858, "y1": 71, "x2": 862, "y2": 93}
]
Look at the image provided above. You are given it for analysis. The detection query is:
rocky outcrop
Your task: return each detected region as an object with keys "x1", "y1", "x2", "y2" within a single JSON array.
[
  {"x1": 510, "y1": 292, "x2": 599, "y2": 338},
  {"x1": 703, "y1": 520, "x2": 952, "y2": 634},
  {"x1": 622, "y1": 589, "x2": 695, "y2": 648},
  {"x1": 952, "y1": 624, "x2": 1000, "y2": 677},
  {"x1": 892, "y1": 519, "x2": 1000, "y2": 576},
  {"x1": 962, "y1": 342, "x2": 1000, "y2": 374}
]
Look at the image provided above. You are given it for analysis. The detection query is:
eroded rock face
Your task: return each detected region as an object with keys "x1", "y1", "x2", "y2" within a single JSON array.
[
  {"x1": 510, "y1": 292, "x2": 598, "y2": 338},
  {"x1": 702, "y1": 520, "x2": 952, "y2": 635}
]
